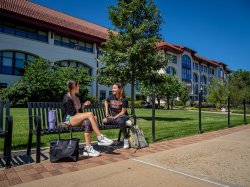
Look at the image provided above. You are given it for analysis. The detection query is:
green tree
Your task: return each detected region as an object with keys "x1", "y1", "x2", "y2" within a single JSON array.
[
  {"x1": 0, "y1": 58, "x2": 92, "y2": 106},
  {"x1": 100, "y1": 0, "x2": 167, "y2": 114},
  {"x1": 228, "y1": 70, "x2": 250, "y2": 105},
  {"x1": 22, "y1": 57, "x2": 55, "y2": 101},
  {"x1": 179, "y1": 84, "x2": 190, "y2": 107},
  {"x1": 53, "y1": 66, "x2": 92, "y2": 101},
  {"x1": 0, "y1": 81, "x2": 29, "y2": 107},
  {"x1": 140, "y1": 74, "x2": 182, "y2": 108},
  {"x1": 207, "y1": 78, "x2": 229, "y2": 109}
]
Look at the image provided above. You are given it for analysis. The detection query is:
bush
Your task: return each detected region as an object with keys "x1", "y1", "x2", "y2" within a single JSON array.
[
  {"x1": 175, "y1": 100, "x2": 184, "y2": 106},
  {"x1": 85, "y1": 96, "x2": 99, "y2": 104},
  {"x1": 231, "y1": 109, "x2": 250, "y2": 114},
  {"x1": 0, "y1": 81, "x2": 29, "y2": 107},
  {"x1": 193, "y1": 102, "x2": 215, "y2": 108}
]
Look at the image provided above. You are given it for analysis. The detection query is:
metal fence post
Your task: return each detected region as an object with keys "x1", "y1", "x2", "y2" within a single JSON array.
[
  {"x1": 152, "y1": 84, "x2": 155, "y2": 143},
  {"x1": 198, "y1": 88, "x2": 202, "y2": 133},
  {"x1": 228, "y1": 97, "x2": 230, "y2": 128},
  {"x1": 244, "y1": 99, "x2": 247, "y2": 125}
]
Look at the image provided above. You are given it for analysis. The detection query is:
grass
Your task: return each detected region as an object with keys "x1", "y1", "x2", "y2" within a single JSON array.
[{"x1": 0, "y1": 108, "x2": 249, "y2": 152}]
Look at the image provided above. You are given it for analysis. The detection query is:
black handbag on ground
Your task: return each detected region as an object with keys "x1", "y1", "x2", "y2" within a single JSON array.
[{"x1": 50, "y1": 127, "x2": 80, "y2": 162}]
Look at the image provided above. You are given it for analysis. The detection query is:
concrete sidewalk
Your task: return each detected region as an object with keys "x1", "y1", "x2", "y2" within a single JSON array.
[{"x1": 1, "y1": 125, "x2": 249, "y2": 187}]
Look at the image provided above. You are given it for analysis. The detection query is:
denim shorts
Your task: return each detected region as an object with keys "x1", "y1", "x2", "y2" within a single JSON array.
[{"x1": 65, "y1": 115, "x2": 71, "y2": 122}]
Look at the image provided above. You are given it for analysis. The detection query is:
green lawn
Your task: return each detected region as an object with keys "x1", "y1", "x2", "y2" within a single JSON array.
[{"x1": 0, "y1": 108, "x2": 249, "y2": 152}]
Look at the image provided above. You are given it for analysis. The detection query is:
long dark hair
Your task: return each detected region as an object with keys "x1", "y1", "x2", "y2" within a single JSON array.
[{"x1": 113, "y1": 82, "x2": 125, "y2": 100}]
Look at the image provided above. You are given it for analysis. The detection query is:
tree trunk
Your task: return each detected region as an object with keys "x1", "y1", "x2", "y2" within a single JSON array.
[
  {"x1": 157, "y1": 97, "x2": 160, "y2": 108},
  {"x1": 131, "y1": 76, "x2": 135, "y2": 115},
  {"x1": 167, "y1": 97, "x2": 170, "y2": 109}
]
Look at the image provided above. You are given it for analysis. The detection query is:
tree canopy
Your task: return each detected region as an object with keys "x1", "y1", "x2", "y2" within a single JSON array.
[
  {"x1": 228, "y1": 70, "x2": 250, "y2": 104},
  {"x1": 0, "y1": 58, "x2": 92, "y2": 106},
  {"x1": 100, "y1": 0, "x2": 167, "y2": 114}
]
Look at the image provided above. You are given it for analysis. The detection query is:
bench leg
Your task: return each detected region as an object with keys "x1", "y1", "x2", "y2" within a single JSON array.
[
  {"x1": 36, "y1": 116, "x2": 41, "y2": 163},
  {"x1": 118, "y1": 129, "x2": 122, "y2": 142},
  {"x1": 3, "y1": 134, "x2": 7, "y2": 158},
  {"x1": 5, "y1": 116, "x2": 13, "y2": 168},
  {"x1": 27, "y1": 132, "x2": 33, "y2": 155}
]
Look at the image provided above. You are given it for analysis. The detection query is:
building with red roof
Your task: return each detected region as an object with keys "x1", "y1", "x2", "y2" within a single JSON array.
[
  {"x1": 0, "y1": 0, "x2": 231, "y2": 101},
  {"x1": 158, "y1": 42, "x2": 231, "y2": 101}
]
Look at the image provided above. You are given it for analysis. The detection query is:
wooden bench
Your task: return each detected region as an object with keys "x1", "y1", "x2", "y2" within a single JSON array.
[
  {"x1": 0, "y1": 100, "x2": 13, "y2": 168},
  {"x1": 27, "y1": 102, "x2": 136, "y2": 163}
]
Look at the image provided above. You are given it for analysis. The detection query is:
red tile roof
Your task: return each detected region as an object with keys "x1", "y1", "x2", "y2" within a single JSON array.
[
  {"x1": 171, "y1": 44, "x2": 197, "y2": 54},
  {"x1": 157, "y1": 41, "x2": 183, "y2": 54},
  {"x1": 0, "y1": 0, "x2": 109, "y2": 41},
  {"x1": 192, "y1": 54, "x2": 218, "y2": 67}
]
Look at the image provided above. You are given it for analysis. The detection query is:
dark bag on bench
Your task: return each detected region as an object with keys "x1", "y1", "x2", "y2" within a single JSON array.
[{"x1": 50, "y1": 127, "x2": 80, "y2": 162}]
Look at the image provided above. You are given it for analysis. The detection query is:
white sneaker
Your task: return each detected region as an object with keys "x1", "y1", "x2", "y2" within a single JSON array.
[
  {"x1": 83, "y1": 145, "x2": 100, "y2": 157},
  {"x1": 123, "y1": 139, "x2": 129, "y2": 149},
  {"x1": 125, "y1": 120, "x2": 132, "y2": 127},
  {"x1": 97, "y1": 135, "x2": 114, "y2": 146}
]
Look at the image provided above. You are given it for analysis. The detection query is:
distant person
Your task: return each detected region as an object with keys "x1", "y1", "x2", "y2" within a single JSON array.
[
  {"x1": 102, "y1": 83, "x2": 131, "y2": 149},
  {"x1": 62, "y1": 79, "x2": 113, "y2": 157}
]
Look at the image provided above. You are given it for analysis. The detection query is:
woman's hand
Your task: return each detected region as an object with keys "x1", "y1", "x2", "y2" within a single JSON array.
[
  {"x1": 106, "y1": 112, "x2": 110, "y2": 117},
  {"x1": 83, "y1": 100, "x2": 91, "y2": 107}
]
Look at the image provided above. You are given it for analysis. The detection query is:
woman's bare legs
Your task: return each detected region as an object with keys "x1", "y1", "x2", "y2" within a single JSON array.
[
  {"x1": 85, "y1": 133, "x2": 91, "y2": 145},
  {"x1": 70, "y1": 112, "x2": 101, "y2": 136}
]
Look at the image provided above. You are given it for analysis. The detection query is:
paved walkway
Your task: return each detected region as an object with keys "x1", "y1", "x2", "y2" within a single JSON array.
[{"x1": 0, "y1": 124, "x2": 249, "y2": 187}]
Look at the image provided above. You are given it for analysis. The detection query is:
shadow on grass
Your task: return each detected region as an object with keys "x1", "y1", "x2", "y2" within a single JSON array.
[{"x1": 140, "y1": 117, "x2": 193, "y2": 122}]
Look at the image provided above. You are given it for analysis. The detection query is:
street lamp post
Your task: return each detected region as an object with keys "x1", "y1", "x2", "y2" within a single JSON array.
[
  {"x1": 198, "y1": 87, "x2": 203, "y2": 133},
  {"x1": 243, "y1": 99, "x2": 247, "y2": 125},
  {"x1": 228, "y1": 96, "x2": 230, "y2": 128}
]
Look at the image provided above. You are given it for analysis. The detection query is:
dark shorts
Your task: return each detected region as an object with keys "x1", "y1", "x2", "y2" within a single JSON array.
[
  {"x1": 106, "y1": 115, "x2": 129, "y2": 126},
  {"x1": 82, "y1": 119, "x2": 93, "y2": 133}
]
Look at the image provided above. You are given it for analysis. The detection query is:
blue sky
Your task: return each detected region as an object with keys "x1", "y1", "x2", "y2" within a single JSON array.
[{"x1": 32, "y1": 0, "x2": 250, "y2": 71}]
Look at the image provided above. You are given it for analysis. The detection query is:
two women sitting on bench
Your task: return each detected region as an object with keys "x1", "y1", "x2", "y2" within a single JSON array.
[{"x1": 62, "y1": 80, "x2": 113, "y2": 157}]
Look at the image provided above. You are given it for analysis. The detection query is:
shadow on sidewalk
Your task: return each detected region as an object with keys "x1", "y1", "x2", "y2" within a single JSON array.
[{"x1": 0, "y1": 140, "x2": 123, "y2": 168}]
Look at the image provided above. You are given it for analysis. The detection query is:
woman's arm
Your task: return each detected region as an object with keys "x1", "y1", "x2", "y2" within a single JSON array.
[
  {"x1": 113, "y1": 108, "x2": 127, "y2": 119},
  {"x1": 82, "y1": 100, "x2": 91, "y2": 110},
  {"x1": 104, "y1": 100, "x2": 110, "y2": 117}
]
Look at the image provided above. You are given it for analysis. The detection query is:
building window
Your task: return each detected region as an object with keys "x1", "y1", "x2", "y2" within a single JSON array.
[
  {"x1": 217, "y1": 68, "x2": 223, "y2": 78},
  {"x1": 182, "y1": 55, "x2": 191, "y2": 82},
  {"x1": 200, "y1": 64, "x2": 203, "y2": 72},
  {"x1": 212, "y1": 69, "x2": 215, "y2": 75},
  {"x1": 208, "y1": 67, "x2": 211, "y2": 75},
  {"x1": 0, "y1": 83, "x2": 7, "y2": 89},
  {"x1": 54, "y1": 34, "x2": 93, "y2": 53},
  {"x1": 99, "y1": 90, "x2": 106, "y2": 101},
  {"x1": 193, "y1": 73, "x2": 198, "y2": 83},
  {"x1": 55, "y1": 60, "x2": 92, "y2": 75},
  {"x1": 201, "y1": 75, "x2": 207, "y2": 96},
  {"x1": 193, "y1": 84, "x2": 198, "y2": 95},
  {"x1": 172, "y1": 55, "x2": 177, "y2": 64},
  {"x1": 195, "y1": 63, "x2": 199, "y2": 70},
  {"x1": 209, "y1": 77, "x2": 213, "y2": 84},
  {"x1": 0, "y1": 51, "x2": 35, "y2": 76},
  {"x1": 166, "y1": 54, "x2": 177, "y2": 64},
  {"x1": 109, "y1": 91, "x2": 112, "y2": 96},
  {"x1": 0, "y1": 20, "x2": 48, "y2": 43},
  {"x1": 166, "y1": 66, "x2": 176, "y2": 76},
  {"x1": 204, "y1": 66, "x2": 207, "y2": 73}
]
